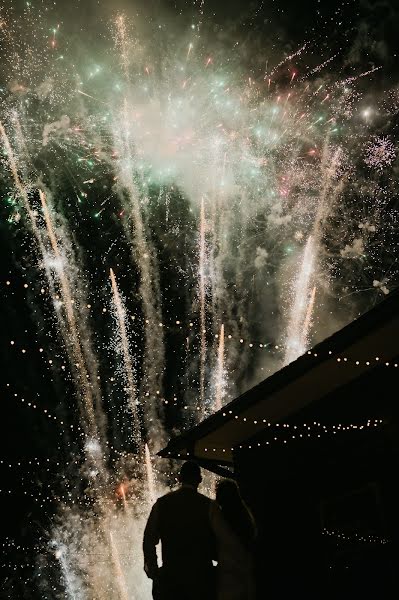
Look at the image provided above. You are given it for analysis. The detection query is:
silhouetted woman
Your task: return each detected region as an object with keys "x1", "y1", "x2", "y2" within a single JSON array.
[{"x1": 211, "y1": 479, "x2": 256, "y2": 600}]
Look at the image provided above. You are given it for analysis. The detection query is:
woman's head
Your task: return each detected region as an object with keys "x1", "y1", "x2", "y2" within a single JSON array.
[
  {"x1": 215, "y1": 479, "x2": 256, "y2": 549},
  {"x1": 216, "y1": 478, "x2": 241, "y2": 508}
]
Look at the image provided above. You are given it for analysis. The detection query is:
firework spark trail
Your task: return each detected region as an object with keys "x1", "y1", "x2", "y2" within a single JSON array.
[
  {"x1": 1, "y1": 122, "x2": 106, "y2": 443},
  {"x1": 115, "y1": 14, "x2": 131, "y2": 81},
  {"x1": 214, "y1": 323, "x2": 225, "y2": 411},
  {"x1": 114, "y1": 18, "x2": 165, "y2": 446},
  {"x1": 209, "y1": 153, "x2": 231, "y2": 353},
  {"x1": 54, "y1": 499, "x2": 153, "y2": 600},
  {"x1": 117, "y1": 483, "x2": 129, "y2": 511},
  {"x1": 108, "y1": 530, "x2": 131, "y2": 600},
  {"x1": 284, "y1": 143, "x2": 343, "y2": 364},
  {"x1": 77, "y1": 89, "x2": 108, "y2": 105},
  {"x1": 10, "y1": 112, "x2": 31, "y2": 175},
  {"x1": 0, "y1": 121, "x2": 40, "y2": 227},
  {"x1": 53, "y1": 541, "x2": 83, "y2": 600},
  {"x1": 266, "y1": 43, "x2": 307, "y2": 79},
  {"x1": 40, "y1": 191, "x2": 100, "y2": 438},
  {"x1": 340, "y1": 66, "x2": 382, "y2": 86},
  {"x1": 314, "y1": 146, "x2": 343, "y2": 236},
  {"x1": 144, "y1": 443, "x2": 157, "y2": 506},
  {"x1": 118, "y1": 168, "x2": 165, "y2": 443},
  {"x1": 208, "y1": 180, "x2": 245, "y2": 399},
  {"x1": 110, "y1": 267, "x2": 141, "y2": 444},
  {"x1": 303, "y1": 286, "x2": 317, "y2": 345},
  {"x1": 284, "y1": 235, "x2": 316, "y2": 364},
  {"x1": 198, "y1": 197, "x2": 207, "y2": 413},
  {"x1": 304, "y1": 55, "x2": 337, "y2": 78}
]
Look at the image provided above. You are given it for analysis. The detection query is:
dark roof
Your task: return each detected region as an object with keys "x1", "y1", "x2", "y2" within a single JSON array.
[{"x1": 159, "y1": 290, "x2": 399, "y2": 466}]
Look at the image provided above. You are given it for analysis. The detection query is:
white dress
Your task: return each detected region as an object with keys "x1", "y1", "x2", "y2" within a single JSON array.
[{"x1": 210, "y1": 504, "x2": 256, "y2": 600}]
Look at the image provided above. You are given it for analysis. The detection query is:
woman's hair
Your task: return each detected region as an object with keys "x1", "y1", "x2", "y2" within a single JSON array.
[{"x1": 216, "y1": 479, "x2": 256, "y2": 549}]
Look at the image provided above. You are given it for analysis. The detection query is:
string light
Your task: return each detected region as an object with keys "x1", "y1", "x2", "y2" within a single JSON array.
[
  {"x1": 5, "y1": 386, "x2": 81, "y2": 433},
  {"x1": 3, "y1": 275, "x2": 398, "y2": 368},
  {"x1": 221, "y1": 412, "x2": 384, "y2": 428},
  {"x1": 322, "y1": 528, "x2": 389, "y2": 545},
  {"x1": 6, "y1": 324, "x2": 399, "y2": 372},
  {"x1": 166, "y1": 419, "x2": 384, "y2": 456}
]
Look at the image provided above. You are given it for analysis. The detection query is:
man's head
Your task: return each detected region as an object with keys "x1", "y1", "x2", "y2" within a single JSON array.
[{"x1": 178, "y1": 461, "x2": 202, "y2": 488}]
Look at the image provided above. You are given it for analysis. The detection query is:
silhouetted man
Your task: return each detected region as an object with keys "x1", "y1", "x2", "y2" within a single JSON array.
[{"x1": 143, "y1": 461, "x2": 216, "y2": 600}]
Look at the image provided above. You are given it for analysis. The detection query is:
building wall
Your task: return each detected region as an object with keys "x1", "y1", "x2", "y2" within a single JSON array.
[{"x1": 234, "y1": 365, "x2": 399, "y2": 598}]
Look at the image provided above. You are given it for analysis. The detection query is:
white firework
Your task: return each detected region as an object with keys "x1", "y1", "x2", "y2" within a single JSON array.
[{"x1": 364, "y1": 136, "x2": 396, "y2": 172}]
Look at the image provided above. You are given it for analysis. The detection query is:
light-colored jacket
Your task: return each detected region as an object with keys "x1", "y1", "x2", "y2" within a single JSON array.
[{"x1": 210, "y1": 503, "x2": 256, "y2": 600}]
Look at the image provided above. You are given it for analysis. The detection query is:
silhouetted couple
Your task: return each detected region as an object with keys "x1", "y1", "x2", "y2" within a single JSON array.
[{"x1": 143, "y1": 461, "x2": 256, "y2": 600}]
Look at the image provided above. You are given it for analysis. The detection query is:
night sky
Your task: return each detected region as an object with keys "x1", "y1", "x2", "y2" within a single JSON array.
[{"x1": 1, "y1": 0, "x2": 399, "y2": 597}]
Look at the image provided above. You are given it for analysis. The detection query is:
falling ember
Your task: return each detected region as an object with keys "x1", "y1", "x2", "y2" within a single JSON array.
[
  {"x1": 214, "y1": 323, "x2": 226, "y2": 411},
  {"x1": 145, "y1": 443, "x2": 157, "y2": 506},
  {"x1": 110, "y1": 267, "x2": 141, "y2": 443},
  {"x1": 284, "y1": 236, "x2": 316, "y2": 364}
]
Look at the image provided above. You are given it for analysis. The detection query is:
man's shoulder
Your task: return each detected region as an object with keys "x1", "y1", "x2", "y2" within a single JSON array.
[
  {"x1": 158, "y1": 488, "x2": 214, "y2": 505},
  {"x1": 157, "y1": 489, "x2": 177, "y2": 504},
  {"x1": 196, "y1": 490, "x2": 214, "y2": 506},
  {"x1": 157, "y1": 488, "x2": 185, "y2": 505}
]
